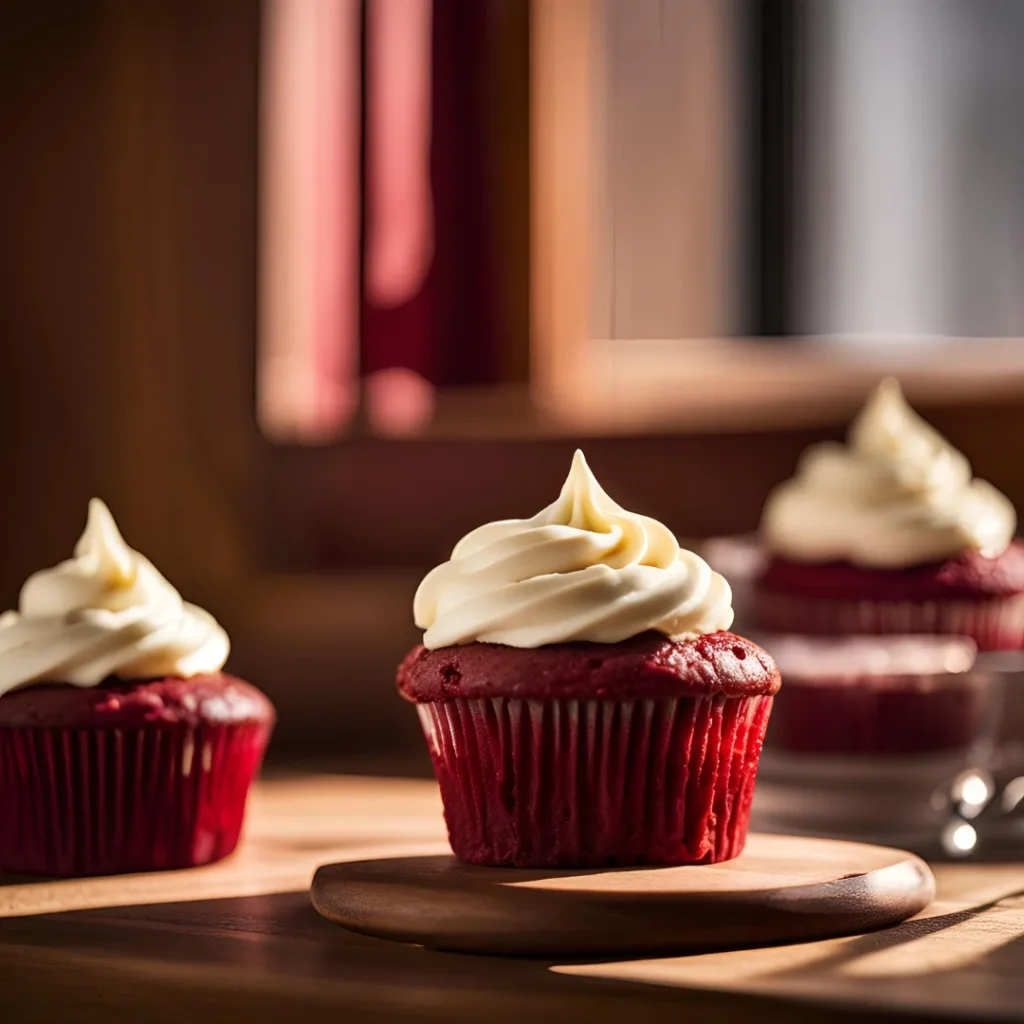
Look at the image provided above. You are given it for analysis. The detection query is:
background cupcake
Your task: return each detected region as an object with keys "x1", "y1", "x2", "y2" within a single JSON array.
[
  {"x1": 757, "y1": 379, "x2": 1024, "y2": 650},
  {"x1": 398, "y1": 451, "x2": 780, "y2": 868},
  {"x1": 760, "y1": 635, "x2": 991, "y2": 758},
  {"x1": 0, "y1": 499, "x2": 274, "y2": 876}
]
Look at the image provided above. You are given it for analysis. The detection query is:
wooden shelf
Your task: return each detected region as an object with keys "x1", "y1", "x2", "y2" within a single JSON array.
[
  {"x1": 561, "y1": 337, "x2": 1024, "y2": 435},
  {"x1": 403, "y1": 340, "x2": 1024, "y2": 440}
]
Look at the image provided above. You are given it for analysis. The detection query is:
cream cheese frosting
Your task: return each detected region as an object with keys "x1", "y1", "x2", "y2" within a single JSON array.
[
  {"x1": 414, "y1": 450, "x2": 734, "y2": 649},
  {"x1": 761, "y1": 378, "x2": 1016, "y2": 568},
  {"x1": 0, "y1": 499, "x2": 230, "y2": 697}
]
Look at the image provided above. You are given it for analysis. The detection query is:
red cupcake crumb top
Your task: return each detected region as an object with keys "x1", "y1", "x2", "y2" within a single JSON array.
[
  {"x1": 398, "y1": 631, "x2": 780, "y2": 704},
  {"x1": 760, "y1": 540, "x2": 1024, "y2": 603},
  {"x1": 0, "y1": 673, "x2": 275, "y2": 730}
]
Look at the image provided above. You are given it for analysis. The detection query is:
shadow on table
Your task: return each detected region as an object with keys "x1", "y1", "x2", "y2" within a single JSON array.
[
  {"x1": 769, "y1": 884, "x2": 1024, "y2": 981},
  {"x1": 0, "y1": 890, "x2": 948, "y2": 1024},
  {"x1": 0, "y1": 873, "x2": 50, "y2": 887}
]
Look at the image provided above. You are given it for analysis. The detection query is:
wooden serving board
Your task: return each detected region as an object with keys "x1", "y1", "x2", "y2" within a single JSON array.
[{"x1": 311, "y1": 833, "x2": 935, "y2": 957}]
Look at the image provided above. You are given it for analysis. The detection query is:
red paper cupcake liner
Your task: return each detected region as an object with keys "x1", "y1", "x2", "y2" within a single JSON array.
[
  {"x1": 756, "y1": 592, "x2": 1024, "y2": 651},
  {"x1": 417, "y1": 694, "x2": 773, "y2": 867},
  {"x1": 0, "y1": 722, "x2": 271, "y2": 877}
]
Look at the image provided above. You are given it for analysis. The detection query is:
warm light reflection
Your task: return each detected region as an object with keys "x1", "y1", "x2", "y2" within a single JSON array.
[
  {"x1": 952, "y1": 771, "x2": 992, "y2": 818},
  {"x1": 553, "y1": 899, "x2": 1024, "y2": 986},
  {"x1": 551, "y1": 938, "x2": 846, "y2": 987},
  {"x1": 259, "y1": 0, "x2": 361, "y2": 443},
  {"x1": 365, "y1": 368, "x2": 436, "y2": 437},
  {"x1": 840, "y1": 905, "x2": 1024, "y2": 978},
  {"x1": 364, "y1": 0, "x2": 436, "y2": 435},
  {"x1": 999, "y1": 778, "x2": 1024, "y2": 811},
  {"x1": 259, "y1": 0, "x2": 436, "y2": 442},
  {"x1": 943, "y1": 821, "x2": 978, "y2": 856},
  {"x1": 365, "y1": 0, "x2": 434, "y2": 308},
  {"x1": 1002, "y1": 776, "x2": 1024, "y2": 814}
]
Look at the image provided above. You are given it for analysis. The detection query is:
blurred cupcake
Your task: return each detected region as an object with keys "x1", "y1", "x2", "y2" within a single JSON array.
[
  {"x1": 398, "y1": 451, "x2": 780, "y2": 868},
  {"x1": 0, "y1": 500, "x2": 274, "y2": 876},
  {"x1": 757, "y1": 379, "x2": 1024, "y2": 650},
  {"x1": 761, "y1": 635, "x2": 991, "y2": 757}
]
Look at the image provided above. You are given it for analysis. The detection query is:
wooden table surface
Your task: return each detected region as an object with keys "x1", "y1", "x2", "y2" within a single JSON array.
[{"x1": 1, "y1": 774, "x2": 1022, "y2": 1024}]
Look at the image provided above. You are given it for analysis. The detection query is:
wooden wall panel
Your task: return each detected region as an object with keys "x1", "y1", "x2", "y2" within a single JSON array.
[{"x1": 3, "y1": 1, "x2": 1024, "y2": 756}]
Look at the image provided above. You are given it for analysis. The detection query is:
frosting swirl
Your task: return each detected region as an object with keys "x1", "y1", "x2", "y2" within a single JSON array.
[
  {"x1": 0, "y1": 499, "x2": 230, "y2": 696},
  {"x1": 414, "y1": 450, "x2": 734, "y2": 649},
  {"x1": 761, "y1": 379, "x2": 1016, "y2": 567}
]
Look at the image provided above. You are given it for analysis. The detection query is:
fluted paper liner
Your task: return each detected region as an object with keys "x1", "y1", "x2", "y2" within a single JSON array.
[
  {"x1": 418, "y1": 694, "x2": 773, "y2": 867},
  {"x1": 0, "y1": 722, "x2": 270, "y2": 876}
]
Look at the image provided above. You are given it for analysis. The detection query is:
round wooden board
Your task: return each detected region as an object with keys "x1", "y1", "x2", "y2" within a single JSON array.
[{"x1": 311, "y1": 833, "x2": 935, "y2": 957}]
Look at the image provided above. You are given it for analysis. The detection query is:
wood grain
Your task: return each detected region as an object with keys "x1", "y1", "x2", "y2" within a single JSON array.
[
  {"x1": 0, "y1": 775, "x2": 1022, "y2": 1022},
  {"x1": 311, "y1": 834, "x2": 934, "y2": 956},
  {"x1": 559, "y1": 889, "x2": 1024, "y2": 1023}
]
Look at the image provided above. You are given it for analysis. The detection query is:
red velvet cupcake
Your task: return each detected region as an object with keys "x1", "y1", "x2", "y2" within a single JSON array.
[
  {"x1": 397, "y1": 451, "x2": 780, "y2": 867},
  {"x1": 758, "y1": 546, "x2": 1024, "y2": 650},
  {"x1": 760, "y1": 636, "x2": 990, "y2": 757},
  {"x1": 757, "y1": 380, "x2": 1024, "y2": 649},
  {"x1": 0, "y1": 500, "x2": 275, "y2": 876}
]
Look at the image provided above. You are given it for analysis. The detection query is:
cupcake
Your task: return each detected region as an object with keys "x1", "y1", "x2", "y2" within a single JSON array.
[
  {"x1": 757, "y1": 379, "x2": 1024, "y2": 650},
  {"x1": 0, "y1": 500, "x2": 274, "y2": 876},
  {"x1": 761, "y1": 635, "x2": 992, "y2": 758},
  {"x1": 397, "y1": 451, "x2": 780, "y2": 867}
]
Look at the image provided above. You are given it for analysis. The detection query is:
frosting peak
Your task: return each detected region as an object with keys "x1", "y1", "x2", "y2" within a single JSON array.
[
  {"x1": 414, "y1": 450, "x2": 734, "y2": 649},
  {"x1": 77, "y1": 498, "x2": 137, "y2": 587},
  {"x1": 0, "y1": 500, "x2": 230, "y2": 696},
  {"x1": 761, "y1": 379, "x2": 1016, "y2": 567}
]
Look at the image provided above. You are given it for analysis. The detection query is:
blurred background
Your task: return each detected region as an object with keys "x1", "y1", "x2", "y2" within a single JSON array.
[{"x1": 4, "y1": 0, "x2": 1024, "y2": 761}]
